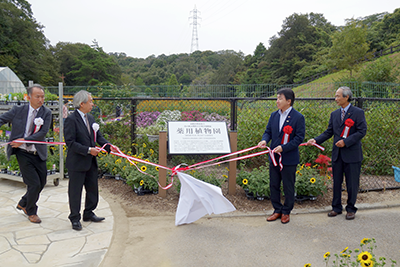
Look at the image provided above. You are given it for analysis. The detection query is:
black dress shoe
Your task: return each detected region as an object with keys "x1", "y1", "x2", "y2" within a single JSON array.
[
  {"x1": 72, "y1": 221, "x2": 82, "y2": 231},
  {"x1": 346, "y1": 212, "x2": 355, "y2": 220},
  {"x1": 83, "y1": 215, "x2": 105, "y2": 222},
  {"x1": 328, "y1": 210, "x2": 342, "y2": 217}
]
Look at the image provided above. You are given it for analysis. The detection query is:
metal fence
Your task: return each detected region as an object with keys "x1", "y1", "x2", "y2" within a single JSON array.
[
  {"x1": 91, "y1": 96, "x2": 400, "y2": 192},
  {"x1": 44, "y1": 81, "x2": 400, "y2": 99}
]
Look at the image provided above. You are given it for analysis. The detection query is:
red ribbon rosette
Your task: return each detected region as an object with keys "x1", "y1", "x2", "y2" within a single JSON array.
[
  {"x1": 344, "y1": 118, "x2": 354, "y2": 127},
  {"x1": 281, "y1": 125, "x2": 293, "y2": 144},
  {"x1": 341, "y1": 118, "x2": 354, "y2": 138}
]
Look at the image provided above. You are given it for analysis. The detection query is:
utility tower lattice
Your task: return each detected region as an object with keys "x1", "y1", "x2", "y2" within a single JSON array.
[{"x1": 189, "y1": 6, "x2": 201, "y2": 53}]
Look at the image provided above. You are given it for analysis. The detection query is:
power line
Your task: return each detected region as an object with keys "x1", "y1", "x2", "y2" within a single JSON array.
[{"x1": 202, "y1": 0, "x2": 247, "y2": 26}]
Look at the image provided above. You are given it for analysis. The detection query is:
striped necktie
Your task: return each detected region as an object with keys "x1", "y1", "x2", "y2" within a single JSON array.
[
  {"x1": 28, "y1": 109, "x2": 38, "y2": 135},
  {"x1": 341, "y1": 109, "x2": 345, "y2": 122}
]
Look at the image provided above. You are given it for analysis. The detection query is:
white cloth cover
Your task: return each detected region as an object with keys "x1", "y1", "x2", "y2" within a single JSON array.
[{"x1": 175, "y1": 172, "x2": 236, "y2": 226}]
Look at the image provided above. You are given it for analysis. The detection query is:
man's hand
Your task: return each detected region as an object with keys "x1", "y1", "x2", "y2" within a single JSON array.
[
  {"x1": 335, "y1": 140, "x2": 345, "y2": 148},
  {"x1": 10, "y1": 138, "x2": 24, "y2": 148},
  {"x1": 110, "y1": 145, "x2": 119, "y2": 153},
  {"x1": 307, "y1": 139, "x2": 316, "y2": 146},
  {"x1": 258, "y1": 140, "x2": 266, "y2": 148},
  {"x1": 273, "y1": 145, "x2": 283, "y2": 153},
  {"x1": 89, "y1": 147, "x2": 100, "y2": 156}
]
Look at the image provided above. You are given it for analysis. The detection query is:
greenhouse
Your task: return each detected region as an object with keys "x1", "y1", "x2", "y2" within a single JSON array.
[{"x1": 0, "y1": 67, "x2": 26, "y2": 95}]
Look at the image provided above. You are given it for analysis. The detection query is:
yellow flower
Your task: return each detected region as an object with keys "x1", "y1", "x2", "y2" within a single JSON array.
[
  {"x1": 145, "y1": 159, "x2": 150, "y2": 162},
  {"x1": 143, "y1": 143, "x2": 146, "y2": 148},
  {"x1": 313, "y1": 164, "x2": 318, "y2": 168},
  {"x1": 341, "y1": 247, "x2": 348, "y2": 253},
  {"x1": 141, "y1": 166, "x2": 147, "y2": 172},
  {"x1": 140, "y1": 180, "x2": 144, "y2": 186},
  {"x1": 304, "y1": 264, "x2": 311, "y2": 267},
  {"x1": 361, "y1": 260, "x2": 374, "y2": 267},
  {"x1": 360, "y1": 238, "x2": 370, "y2": 245},
  {"x1": 222, "y1": 175, "x2": 228, "y2": 179},
  {"x1": 296, "y1": 170, "x2": 301, "y2": 175},
  {"x1": 242, "y1": 178, "x2": 248, "y2": 185},
  {"x1": 123, "y1": 166, "x2": 126, "y2": 170},
  {"x1": 105, "y1": 163, "x2": 108, "y2": 167},
  {"x1": 358, "y1": 251, "x2": 373, "y2": 263},
  {"x1": 324, "y1": 252, "x2": 330, "y2": 258},
  {"x1": 225, "y1": 167, "x2": 229, "y2": 171},
  {"x1": 150, "y1": 149, "x2": 154, "y2": 155},
  {"x1": 326, "y1": 175, "x2": 331, "y2": 180},
  {"x1": 155, "y1": 166, "x2": 159, "y2": 171},
  {"x1": 132, "y1": 143, "x2": 137, "y2": 147},
  {"x1": 310, "y1": 178, "x2": 316, "y2": 183}
]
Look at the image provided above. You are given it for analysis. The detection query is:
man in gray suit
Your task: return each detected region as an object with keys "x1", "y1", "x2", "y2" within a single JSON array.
[{"x1": 0, "y1": 84, "x2": 52, "y2": 223}]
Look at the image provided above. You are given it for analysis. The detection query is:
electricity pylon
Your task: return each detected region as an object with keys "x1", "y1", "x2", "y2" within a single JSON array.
[{"x1": 189, "y1": 5, "x2": 201, "y2": 53}]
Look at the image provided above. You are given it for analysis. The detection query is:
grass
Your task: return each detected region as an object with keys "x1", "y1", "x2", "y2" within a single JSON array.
[{"x1": 293, "y1": 51, "x2": 400, "y2": 98}]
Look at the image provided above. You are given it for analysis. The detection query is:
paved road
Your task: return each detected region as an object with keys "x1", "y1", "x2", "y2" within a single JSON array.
[{"x1": 101, "y1": 192, "x2": 400, "y2": 267}]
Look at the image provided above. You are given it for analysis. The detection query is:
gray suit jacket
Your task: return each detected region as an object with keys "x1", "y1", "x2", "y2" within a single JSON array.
[{"x1": 0, "y1": 104, "x2": 52, "y2": 161}]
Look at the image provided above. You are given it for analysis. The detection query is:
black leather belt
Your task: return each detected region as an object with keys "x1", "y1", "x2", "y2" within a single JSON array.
[{"x1": 19, "y1": 148, "x2": 38, "y2": 155}]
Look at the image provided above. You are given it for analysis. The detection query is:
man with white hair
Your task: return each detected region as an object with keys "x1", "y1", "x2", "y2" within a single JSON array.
[
  {"x1": 64, "y1": 90, "x2": 118, "y2": 230},
  {"x1": 307, "y1": 87, "x2": 367, "y2": 220}
]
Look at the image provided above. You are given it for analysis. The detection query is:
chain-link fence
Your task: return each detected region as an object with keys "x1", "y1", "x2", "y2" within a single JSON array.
[
  {"x1": 90, "y1": 96, "x2": 400, "y2": 192},
  {"x1": 45, "y1": 81, "x2": 400, "y2": 99}
]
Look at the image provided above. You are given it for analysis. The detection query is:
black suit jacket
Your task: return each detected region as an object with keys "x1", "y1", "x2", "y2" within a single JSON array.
[
  {"x1": 0, "y1": 104, "x2": 52, "y2": 161},
  {"x1": 64, "y1": 110, "x2": 110, "y2": 172},
  {"x1": 315, "y1": 105, "x2": 367, "y2": 163}
]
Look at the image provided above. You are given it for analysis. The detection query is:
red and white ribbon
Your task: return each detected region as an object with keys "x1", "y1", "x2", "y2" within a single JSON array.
[
  {"x1": 2, "y1": 139, "x2": 322, "y2": 191},
  {"x1": 299, "y1": 142, "x2": 325, "y2": 151},
  {"x1": 341, "y1": 118, "x2": 354, "y2": 139}
]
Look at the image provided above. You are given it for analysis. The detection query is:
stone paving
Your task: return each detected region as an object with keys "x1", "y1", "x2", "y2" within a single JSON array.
[{"x1": 0, "y1": 178, "x2": 113, "y2": 267}]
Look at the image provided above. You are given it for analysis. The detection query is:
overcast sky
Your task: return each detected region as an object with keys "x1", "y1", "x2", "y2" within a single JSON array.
[{"x1": 28, "y1": 0, "x2": 399, "y2": 59}]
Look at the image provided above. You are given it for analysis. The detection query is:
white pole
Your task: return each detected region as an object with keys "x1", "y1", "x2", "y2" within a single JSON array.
[{"x1": 58, "y1": 82, "x2": 64, "y2": 179}]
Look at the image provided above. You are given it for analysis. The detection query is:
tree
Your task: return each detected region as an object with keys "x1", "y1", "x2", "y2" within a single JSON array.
[
  {"x1": 62, "y1": 41, "x2": 122, "y2": 86},
  {"x1": 168, "y1": 74, "x2": 179, "y2": 85},
  {"x1": 328, "y1": 20, "x2": 369, "y2": 76},
  {"x1": 178, "y1": 73, "x2": 192, "y2": 85},
  {"x1": 261, "y1": 13, "x2": 334, "y2": 84},
  {"x1": 0, "y1": 0, "x2": 59, "y2": 85},
  {"x1": 210, "y1": 50, "x2": 244, "y2": 84}
]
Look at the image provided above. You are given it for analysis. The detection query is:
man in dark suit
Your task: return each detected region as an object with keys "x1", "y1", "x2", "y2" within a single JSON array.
[
  {"x1": 0, "y1": 84, "x2": 51, "y2": 223},
  {"x1": 258, "y1": 88, "x2": 305, "y2": 224},
  {"x1": 307, "y1": 86, "x2": 367, "y2": 220},
  {"x1": 64, "y1": 90, "x2": 117, "y2": 230}
]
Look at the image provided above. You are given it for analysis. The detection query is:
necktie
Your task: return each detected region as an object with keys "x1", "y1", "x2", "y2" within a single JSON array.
[
  {"x1": 28, "y1": 109, "x2": 37, "y2": 135},
  {"x1": 26, "y1": 109, "x2": 37, "y2": 149},
  {"x1": 84, "y1": 114, "x2": 91, "y2": 134},
  {"x1": 341, "y1": 109, "x2": 345, "y2": 122}
]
